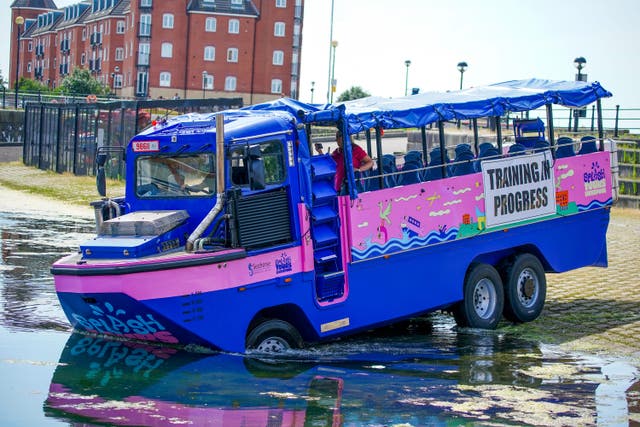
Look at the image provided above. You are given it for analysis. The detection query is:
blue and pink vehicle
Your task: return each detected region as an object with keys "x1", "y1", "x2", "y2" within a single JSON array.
[{"x1": 51, "y1": 79, "x2": 617, "y2": 353}]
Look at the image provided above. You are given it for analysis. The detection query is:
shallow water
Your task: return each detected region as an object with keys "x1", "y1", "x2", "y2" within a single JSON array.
[{"x1": 0, "y1": 209, "x2": 638, "y2": 426}]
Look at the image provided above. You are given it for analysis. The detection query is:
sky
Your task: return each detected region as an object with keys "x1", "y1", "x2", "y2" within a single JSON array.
[{"x1": 2, "y1": 0, "x2": 639, "y2": 110}]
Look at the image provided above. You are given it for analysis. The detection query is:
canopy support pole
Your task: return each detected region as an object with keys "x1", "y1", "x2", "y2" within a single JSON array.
[
  {"x1": 495, "y1": 116, "x2": 503, "y2": 153},
  {"x1": 437, "y1": 121, "x2": 447, "y2": 178},
  {"x1": 375, "y1": 126, "x2": 384, "y2": 188},
  {"x1": 545, "y1": 104, "x2": 555, "y2": 154},
  {"x1": 472, "y1": 119, "x2": 479, "y2": 154},
  {"x1": 596, "y1": 99, "x2": 604, "y2": 151},
  {"x1": 420, "y1": 126, "x2": 428, "y2": 164}
]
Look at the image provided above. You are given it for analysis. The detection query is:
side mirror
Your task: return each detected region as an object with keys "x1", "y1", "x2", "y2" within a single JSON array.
[
  {"x1": 248, "y1": 146, "x2": 266, "y2": 190},
  {"x1": 96, "y1": 153, "x2": 108, "y2": 167},
  {"x1": 97, "y1": 166, "x2": 106, "y2": 197}
]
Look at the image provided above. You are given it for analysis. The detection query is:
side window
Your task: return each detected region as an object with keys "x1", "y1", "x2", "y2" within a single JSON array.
[
  {"x1": 230, "y1": 140, "x2": 286, "y2": 187},
  {"x1": 261, "y1": 141, "x2": 285, "y2": 184},
  {"x1": 230, "y1": 148, "x2": 248, "y2": 185}
]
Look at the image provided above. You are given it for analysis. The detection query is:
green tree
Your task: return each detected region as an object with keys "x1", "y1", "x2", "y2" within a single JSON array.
[
  {"x1": 337, "y1": 86, "x2": 371, "y2": 102},
  {"x1": 17, "y1": 77, "x2": 49, "y2": 92},
  {"x1": 58, "y1": 67, "x2": 108, "y2": 96}
]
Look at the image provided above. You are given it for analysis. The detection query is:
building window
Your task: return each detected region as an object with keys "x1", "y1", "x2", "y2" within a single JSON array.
[
  {"x1": 141, "y1": 0, "x2": 152, "y2": 6},
  {"x1": 205, "y1": 17, "x2": 216, "y2": 32},
  {"x1": 137, "y1": 71, "x2": 148, "y2": 96},
  {"x1": 114, "y1": 74, "x2": 123, "y2": 88},
  {"x1": 116, "y1": 20, "x2": 125, "y2": 33},
  {"x1": 140, "y1": 14, "x2": 151, "y2": 36},
  {"x1": 274, "y1": 22, "x2": 285, "y2": 37},
  {"x1": 162, "y1": 14, "x2": 174, "y2": 29},
  {"x1": 27, "y1": 62, "x2": 32, "y2": 72},
  {"x1": 276, "y1": 0, "x2": 286, "y2": 7},
  {"x1": 82, "y1": 28, "x2": 86, "y2": 40},
  {"x1": 228, "y1": 19, "x2": 239, "y2": 34},
  {"x1": 272, "y1": 50, "x2": 284, "y2": 66},
  {"x1": 159, "y1": 72, "x2": 171, "y2": 87},
  {"x1": 161, "y1": 42, "x2": 173, "y2": 58},
  {"x1": 115, "y1": 47, "x2": 124, "y2": 60},
  {"x1": 204, "y1": 46, "x2": 215, "y2": 61},
  {"x1": 28, "y1": 41, "x2": 33, "y2": 52},
  {"x1": 81, "y1": 53, "x2": 86, "y2": 65},
  {"x1": 231, "y1": 0, "x2": 242, "y2": 7},
  {"x1": 138, "y1": 42, "x2": 150, "y2": 65},
  {"x1": 271, "y1": 79, "x2": 282, "y2": 94},
  {"x1": 203, "y1": 74, "x2": 213, "y2": 90},
  {"x1": 227, "y1": 48, "x2": 238, "y2": 63},
  {"x1": 225, "y1": 76, "x2": 237, "y2": 91}
]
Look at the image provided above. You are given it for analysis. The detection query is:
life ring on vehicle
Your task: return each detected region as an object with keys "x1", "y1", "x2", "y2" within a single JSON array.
[{"x1": 86, "y1": 94, "x2": 98, "y2": 103}]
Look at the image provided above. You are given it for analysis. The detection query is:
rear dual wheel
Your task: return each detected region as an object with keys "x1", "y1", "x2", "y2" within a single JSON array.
[
  {"x1": 502, "y1": 254, "x2": 546, "y2": 323},
  {"x1": 454, "y1": 263, "x2": 504, "y2": 329}
]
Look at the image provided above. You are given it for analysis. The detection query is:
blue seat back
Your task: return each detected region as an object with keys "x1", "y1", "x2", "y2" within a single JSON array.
[
  {"x1": 533, "y1": 140, "x2": 550, "y2": 152},
  {"x1": 475, "y1": 147, "x2": 501, "y2": 171},
  {"x1": 555, "y1": 137, "x2": 575, "y2": 158},
  {"x1": 425, "y1": 148, "x2": 450, "y2": 180},
  {"x1": 578, "y1": 135, "x2": 597, "y2": 155},
  {"x1": 508, "y1": 143, "x2": 527, "y2": 156},
  {"x1": 478, "y1": 142, "x2": 496, "y2": 156},
  {"x1": 452, "y1": 150, "x2": 476, "y2": 176},
  {"x1": 399, "y1": 161, "x2": 422, "y2": 185}
]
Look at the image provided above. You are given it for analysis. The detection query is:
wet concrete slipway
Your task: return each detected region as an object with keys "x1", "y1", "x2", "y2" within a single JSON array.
[{"x1": 1, "y1": 180, "x2": 639, "y2": 426}]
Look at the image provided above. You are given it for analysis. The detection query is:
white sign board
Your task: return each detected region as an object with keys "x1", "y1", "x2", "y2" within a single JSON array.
[{"x1": 481, "y1": 152, "x2": 555, "y2": 228}]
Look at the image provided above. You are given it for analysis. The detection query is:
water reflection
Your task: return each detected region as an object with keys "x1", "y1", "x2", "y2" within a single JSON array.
[
  {"x1": 2, "y1": 210, "x2": 638, "y2": 425},
  {"x1": 45, "y1": 327, "x2": 609, "y2": 426},
  {"x1": 0, "y1": 211, "x2": 93, "y2": 332}
]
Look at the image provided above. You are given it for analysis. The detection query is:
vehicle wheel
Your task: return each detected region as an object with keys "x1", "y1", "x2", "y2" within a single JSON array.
[
  {"x1": 454, "y1": 263, "x2": 504, "y2": 329},
  {"x1": 246, "y1": 319, "x2": 304, "y2": 353},
  {"x1": 502, "y1": 254, "x2": 546, "y2": 323}
]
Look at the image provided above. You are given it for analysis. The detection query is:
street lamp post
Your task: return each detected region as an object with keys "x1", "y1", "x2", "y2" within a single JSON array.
[
  {"x1": 14, "y1": 16, "x2": 24, "y2": 108},
  {"x1": 202, "y1": 71, "x2": 207, "y2": 99},
  {"x1": 457, "y1": 61, "x2": 468, "y2": 90},
  {"x1": 329, "y1": 40, "x2": 338, "y2": 103},
  {"x1": 111, "y1": 65, "x2": 120, "y2": 98},
  {"x1": 310, "y1": 81, "x2": 315, "y2": 103},
  {"x1": 404, "y1": 60, "x2": 411, "y2": 96},
  {"x1": 573, "y1": 56, "x2": 587, "y2": 132}
]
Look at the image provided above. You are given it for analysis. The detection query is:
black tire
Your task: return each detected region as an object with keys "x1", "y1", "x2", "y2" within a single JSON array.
[
  {"x1": 246, "y1": 319, "x2": 304, "y2": 353},
  {"x1": 454, "y1": 263, "x2": 504, "y2": 329},
  {"x1": 502, "y1": 253, "x2": 546, "y2": 323}
]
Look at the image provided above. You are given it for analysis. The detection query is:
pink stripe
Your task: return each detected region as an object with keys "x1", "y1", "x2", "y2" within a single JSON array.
[
  {"x1": 298, "y1": 203, "x2": 315, "y2": 272},
  {"x1": 55, "y1": 246, "x2": 305, "y2": 300}
]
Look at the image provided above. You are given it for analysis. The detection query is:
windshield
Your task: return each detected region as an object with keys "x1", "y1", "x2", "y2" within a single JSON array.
[{"x1": 136, "y1": 154, "x2": 216, "y2": 198}]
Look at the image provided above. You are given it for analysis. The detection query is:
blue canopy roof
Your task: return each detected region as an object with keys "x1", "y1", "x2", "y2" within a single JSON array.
[{"x1": 245, "y1": 78, "x2": 611, "y2": 135}]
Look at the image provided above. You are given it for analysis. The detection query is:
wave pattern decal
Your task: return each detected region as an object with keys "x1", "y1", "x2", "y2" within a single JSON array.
[
  {"x1": 577, "y1": 198, "x2": 613, "y2": 211},
  {"x1": 352, "y1": 227, "x2": 459, "y2": 260}
]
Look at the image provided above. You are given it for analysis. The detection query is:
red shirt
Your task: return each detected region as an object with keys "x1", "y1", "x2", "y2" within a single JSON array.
[{"x1": 331, "y1": 144, "x2": 368, "y2": 191}]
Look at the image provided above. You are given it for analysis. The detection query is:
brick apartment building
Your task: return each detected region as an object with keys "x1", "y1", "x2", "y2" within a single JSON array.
[{"x1": 9, "y1": 0, "x2": 304, "y2": 104}]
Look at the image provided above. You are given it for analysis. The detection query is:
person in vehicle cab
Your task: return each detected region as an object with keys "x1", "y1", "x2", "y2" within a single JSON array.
[{"x1": 330, "y1": 129, "x2": 373, "y2": 192}]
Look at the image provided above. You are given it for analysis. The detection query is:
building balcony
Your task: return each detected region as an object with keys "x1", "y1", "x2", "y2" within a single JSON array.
[
  {"x1": 90, "y1": 32, "x2": 103, "y2": 46},
  {"x1": 138, "y1": 23, "x2": 152, "y2": 37},
  {"x1": 89, "y1": 59, "x2": 101, "y2": 72}
]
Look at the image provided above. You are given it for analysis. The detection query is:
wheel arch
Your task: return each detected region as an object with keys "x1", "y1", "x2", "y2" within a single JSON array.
[
  {"x1": 471, "y1": 244, "x2": 552, "y2": 273},
  {"x1": 246, "y1": 303, "x2": 316, "y2": 344}
]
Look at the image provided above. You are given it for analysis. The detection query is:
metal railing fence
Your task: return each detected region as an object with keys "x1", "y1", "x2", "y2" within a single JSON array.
[{"x1": 21, "y1": 97, "x2": 243, "y2": 179}]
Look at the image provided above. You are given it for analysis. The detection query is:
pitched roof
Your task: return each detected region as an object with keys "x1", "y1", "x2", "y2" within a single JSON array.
[
  {"x1": 10, "y1": 0, "x2": 57, "y2": 8},
  {"x1": 188, "y1": 0, "x2": 259, "y2": 17}
]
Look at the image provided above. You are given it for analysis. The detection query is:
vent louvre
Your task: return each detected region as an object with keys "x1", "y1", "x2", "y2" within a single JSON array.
[{"x1": 235, "y1": 189, "x2": 292, "y2": 249}]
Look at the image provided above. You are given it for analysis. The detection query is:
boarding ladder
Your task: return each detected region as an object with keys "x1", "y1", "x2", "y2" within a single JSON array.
[{"x1": 310, "y1": 155, "x2": 345, "y2": 301}]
